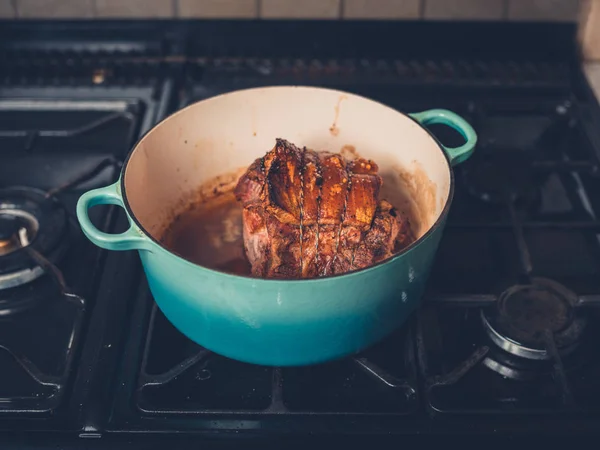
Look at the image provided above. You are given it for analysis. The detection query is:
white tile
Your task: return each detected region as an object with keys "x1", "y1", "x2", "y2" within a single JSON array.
[
  {"x1": 260, "y1": 0, "x2": 340, "y2": 19},
  {"x1": 424, "y1": 0, "x2": 505, "y2": 20},
  {"x1": 584, "y1": 62, "x2": 600, "y2": 97},
  {"x1": 0, "y1": 0, "x2": 16, "y2": 17},
  {"x1": 18, "y1": 0, "x2": 94, "y2": 18},
  {"x1": 508, "y1": 0, "x2": 581, "y2": 22},
  {"x1": 343, "y1": 0, "x2": 420, "y2": 19},
  {"x1": 579, "y1": 0, "x2": 600, "y2": 60},
  {"x1": 95, "y1": 0, "x2": 174, "y2": 18},
  {"x1": 178, "y1": 0, "x2": 257, "y2": 18}
]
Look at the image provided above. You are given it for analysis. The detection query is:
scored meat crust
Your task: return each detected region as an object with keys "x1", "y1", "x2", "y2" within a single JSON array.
[{"x1": 234, "y1": 138, "x2": 415, "y2": 279}]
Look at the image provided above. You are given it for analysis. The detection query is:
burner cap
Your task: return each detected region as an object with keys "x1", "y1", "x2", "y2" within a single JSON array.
[
  {"x1": 0, "y1": 209, "x2": 39, "y2": 257},
  {"x1": 481, "y1": 278, "x2": 586, "y2": 360},
  {"x1": 0, "y1": 187, "x2": 69, "y2": 290},
  {"x1": 461, "y1": 151, "x2": 541, "y2": 205}
]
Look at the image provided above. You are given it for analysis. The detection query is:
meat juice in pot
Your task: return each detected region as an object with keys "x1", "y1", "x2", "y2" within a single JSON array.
[
  {"x1": 160, "y1": 190, "x2": 252, "y2": 276},
  {"x1": 160, "y1": 186, "x2": 417, "y2": 279}
]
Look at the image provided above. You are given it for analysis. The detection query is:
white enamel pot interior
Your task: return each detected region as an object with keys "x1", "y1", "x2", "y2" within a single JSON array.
[{"x1": 123, "y1": 86, "x2": 465, "y2": 246}]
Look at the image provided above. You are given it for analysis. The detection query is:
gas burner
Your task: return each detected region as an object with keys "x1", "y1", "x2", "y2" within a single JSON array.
[
  {"x1": 481, "y1": 278, "x2": 587, "y2": 361},
  {"x1": 0, "y1": 187, "x2": 70, "y2": 293},
  {"x1": 0, "y1": 210, "x2": 38, "y2": 256},
  {"x1": 460, "y1": 151, "x2": 542, "y2": 205},
  {"x1": 482, "y1": 346, "x2": 552, "y2": 381}
]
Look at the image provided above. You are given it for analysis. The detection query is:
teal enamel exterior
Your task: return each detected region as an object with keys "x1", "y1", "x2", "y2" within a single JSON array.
[
  {"x1": 409, "y1": 109, "x2": 477, "y2": 166},
  {"x1": 136, "y1": 219, "x2": 445, "y2": 366},
  {"x1": 76, "y1": 107, "x2": 476, "y2": 367}
]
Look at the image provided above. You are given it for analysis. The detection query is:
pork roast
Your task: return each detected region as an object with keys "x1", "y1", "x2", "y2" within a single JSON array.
[{"x1": 234, "y1": 138, "x2": 414, "y2": 279}]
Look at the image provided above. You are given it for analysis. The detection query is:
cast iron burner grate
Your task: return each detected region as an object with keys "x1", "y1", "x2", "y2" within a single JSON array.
[
  {"x1": 0, "y1": 251, "x2": 85, "y2": 410},
  {"x1": 0, "y1": 99, "x2": 142, "y2": 154},
  {"x1": 417, "y1": 98, "x2": 600, "y2": 413},
  {"x1": 460, "y1": 150, "x2": 543, "y2": 206},
  {"x1": 418, "y1": 287, "x2": 600, "y2": 410},
  {"x1": 134, "y1": 301, "x2": 418, "y2": 415},
  {"x1": 0, "y1": 157, "x2": 125, "y2": 414}
]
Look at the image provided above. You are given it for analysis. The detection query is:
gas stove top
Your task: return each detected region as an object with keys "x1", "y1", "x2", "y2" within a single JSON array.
[
  {"x1": 0, "y1": 19, "x2": 599, "y2": 447},
  {"x1": 0, "y1": 76, "x2": 171, "y2": 428}
]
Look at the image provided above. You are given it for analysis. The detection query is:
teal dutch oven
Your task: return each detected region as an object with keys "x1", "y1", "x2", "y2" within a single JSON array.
[{"x1": 76, "y1": 86, "x2": 476, "y2": 366}]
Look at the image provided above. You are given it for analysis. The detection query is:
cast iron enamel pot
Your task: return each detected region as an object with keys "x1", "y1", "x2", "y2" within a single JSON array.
[{"x1": 76, "y1": 86, "x2": 477, "y2": 366}]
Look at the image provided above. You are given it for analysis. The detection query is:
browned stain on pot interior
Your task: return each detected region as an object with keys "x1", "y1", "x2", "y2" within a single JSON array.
[
  {"x1": 380, "y1": 162, "x2": 438, "y2": 240},
  {"x1": 154, "y1": 167, "x2": 246, "y2": 241},
  {"x1": 340, "y1": 144, "x2": 359, "y2": 160},
  {"x1": 329, "y1": 95, "x2": 347, "y2": 136}
]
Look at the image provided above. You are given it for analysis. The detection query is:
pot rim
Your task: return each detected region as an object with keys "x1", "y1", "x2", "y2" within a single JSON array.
[{"x1": 120, "y1": 85, "x2": 457, "y2": 284}]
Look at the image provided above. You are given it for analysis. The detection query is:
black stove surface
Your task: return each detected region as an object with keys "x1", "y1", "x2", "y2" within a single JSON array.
[{"x1": 0, "y1": 19, "x2": 600, "y2": 447}]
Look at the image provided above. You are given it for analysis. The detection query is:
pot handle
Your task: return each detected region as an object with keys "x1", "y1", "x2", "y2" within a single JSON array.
[
  {"x1": 409, "y1": 109, "x2": 477, "y2": 166},
  {"x1": 76, "y1": 181, "x2": 153, "y2": 252}
]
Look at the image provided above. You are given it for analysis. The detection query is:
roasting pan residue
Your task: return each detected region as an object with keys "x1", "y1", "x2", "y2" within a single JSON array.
[{"x1": 160, "y1": 147, "x2": 437, "y2": 276}]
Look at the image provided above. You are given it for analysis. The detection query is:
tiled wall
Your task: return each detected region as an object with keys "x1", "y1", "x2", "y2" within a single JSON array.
[
  {"x1": 0, "y1": 0, "x2": 583, "y2": 21},
  {"x1": 580, "y1": 0, "x2": 600, "y2": 59}
]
